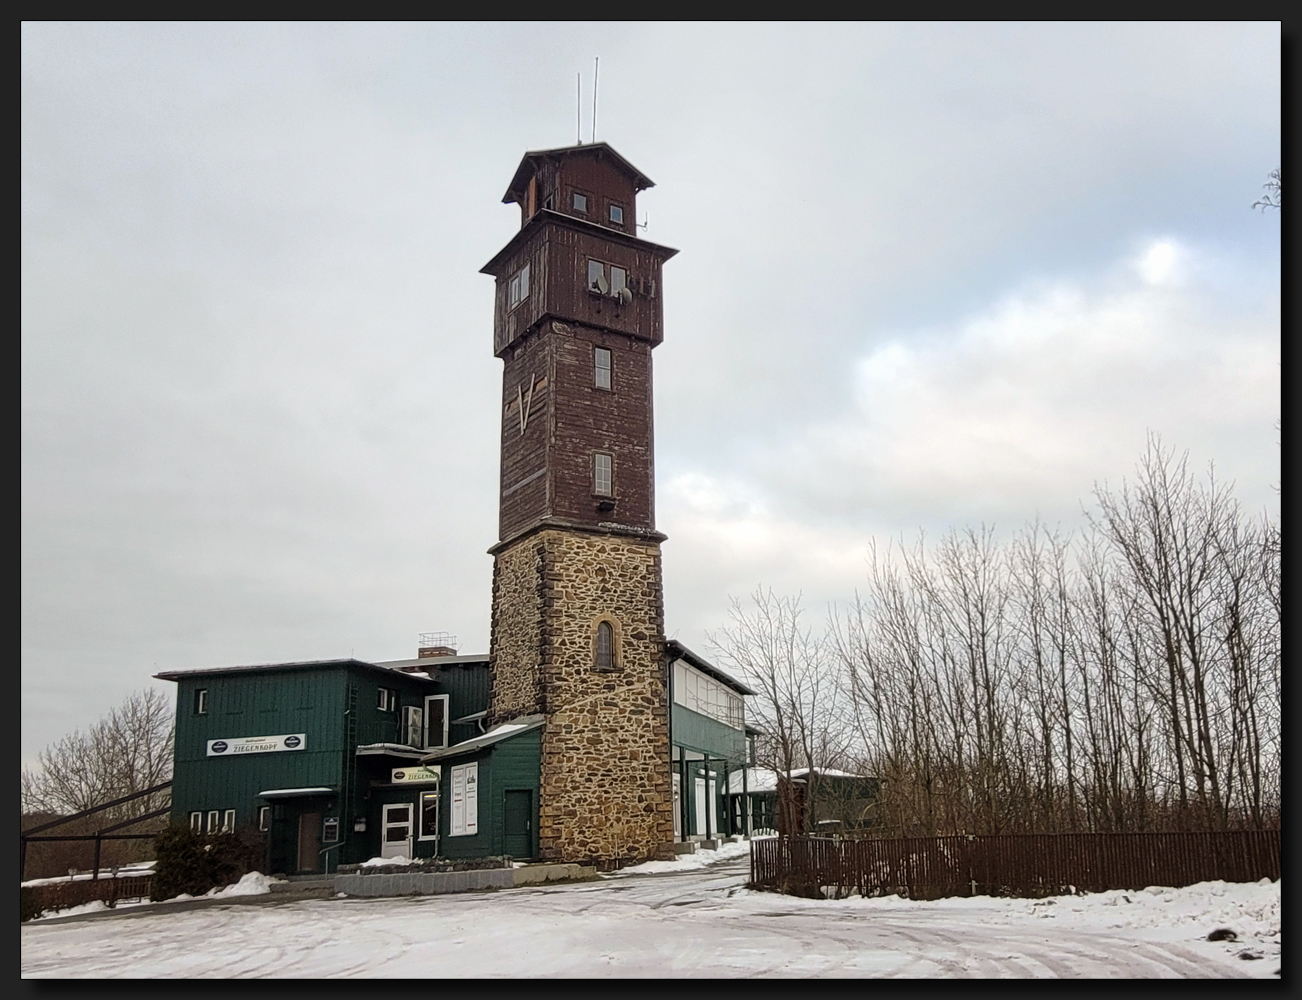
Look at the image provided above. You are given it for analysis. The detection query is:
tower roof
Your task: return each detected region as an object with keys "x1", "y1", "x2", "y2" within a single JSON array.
[{"x1": 502, "y1": 142, "x2": 655, "y2": 205}]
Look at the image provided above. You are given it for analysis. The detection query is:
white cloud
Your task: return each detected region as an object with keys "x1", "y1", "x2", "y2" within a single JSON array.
[{"x1": 660, "y1": 239, "x2": 1279, "y2": 647}]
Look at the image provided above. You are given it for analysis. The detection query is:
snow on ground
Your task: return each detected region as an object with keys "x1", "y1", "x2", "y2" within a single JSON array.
[
  {"x1": 22, "y1": 861, "x2": 156, "y2": 888},
  {"x1": 211, "y1": 872, "x2": 279, "y2": 897},
  {"x1": 21, "y1": 849, "x2": 1279, "y2": 978},
  {"x1": 613, "y1": 840, "x2": 754, "y2": 875}
]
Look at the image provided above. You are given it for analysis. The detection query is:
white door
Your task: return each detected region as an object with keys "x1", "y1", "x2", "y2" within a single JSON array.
[
  {"x1": 694, "y1": 773, "x2": 718, "y2": 837},
  {"x1": 708, "y1": 776, "x2": 718, "y2": 835},
  {"x1": 381, "y1": 803, "x2": 413, "y2": 859},
  {"x1": 694, "y1": 777, "x2": 707, "y2": 836}
]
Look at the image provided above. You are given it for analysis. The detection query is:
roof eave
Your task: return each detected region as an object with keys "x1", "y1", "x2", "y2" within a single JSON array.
[
  {"x1": 501, "y1": 142, "x2": 655, "y2": 204},
  {"x1": 480, "y1": 208, "x2": 678, "y2": 276}
]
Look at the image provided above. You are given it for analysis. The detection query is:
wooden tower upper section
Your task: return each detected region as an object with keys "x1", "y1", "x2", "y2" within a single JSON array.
[
  {"x1": 481, "y1": 143, "x2": 678, "y2": 358},
  {"x1": 482, "y1": 144, "x2": 678, "y2": 548}
]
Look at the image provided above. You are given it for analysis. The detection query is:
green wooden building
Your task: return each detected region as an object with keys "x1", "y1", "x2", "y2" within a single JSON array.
[
  {"x1": 156, "y1": 653, "x2": 529, "y2": 874},
  {"x1": 158, "y1": 639, "x2": 753, "y2": 874},
  {"x1": 665, "y1": 641, "x2": 757, "y2": 844}
]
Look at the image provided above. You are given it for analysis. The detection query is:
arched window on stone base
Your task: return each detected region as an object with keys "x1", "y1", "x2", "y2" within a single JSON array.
[{"x1": 595, "y1": 620, "x2": 616, "y2": 671}]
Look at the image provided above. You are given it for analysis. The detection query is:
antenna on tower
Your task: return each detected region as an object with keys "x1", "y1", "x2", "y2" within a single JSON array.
[
  {"x1": 592, "y1": 57, "x2": 599, "y2": 143},
  {"x1": 576, "y1": 72, "x2": 582, "y2": 145}
]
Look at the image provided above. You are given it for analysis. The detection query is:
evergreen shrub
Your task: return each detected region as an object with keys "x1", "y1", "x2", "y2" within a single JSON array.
[{"x1": 150, "y1": 825, "x2": 266, "y2": 901}]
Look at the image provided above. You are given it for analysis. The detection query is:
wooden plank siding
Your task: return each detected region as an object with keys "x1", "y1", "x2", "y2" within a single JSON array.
[
  {"x1": 170, "y1": 668, "x2": 348, "y2": 830},
  {"x1": 671, "y1": 704, "x2": 747, "y2": 762},
  {"x1": 436, "y1": 728, "x2": 542, "y2": 860}
]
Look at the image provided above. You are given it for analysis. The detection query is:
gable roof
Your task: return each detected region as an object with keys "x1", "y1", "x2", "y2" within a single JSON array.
[{"x1": 502, "y1": 142, "x2": 655, "y2": 204}]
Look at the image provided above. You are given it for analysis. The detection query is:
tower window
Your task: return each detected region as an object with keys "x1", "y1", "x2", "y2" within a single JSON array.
[
  {"x1": 194, "y1": 689, "x2": 208, "y2": 715},
  {"x1": 507, "y1": 263, "x2": 530, "y2": 310},
  {"x1": 594, "y1": 347, "x2": 612, "y2": 389},
  {"x1": 610, "y1": 267, "x2": 626, "y2": 297},
  {"x1": 595, "y1": 621, "x2": 615, "y2": 670},
  {"x1": 573, "y1": 192, "x2": 588, "y2": 213},
  {"x1": 608, "y1": 204, "x2": 623, "y2": 225},
  {"x1": 587, "y1": 259, "x2": 606, "y2": 293},
  {"x1": 593, "y1": 453, "x2": 612, "y2": 496}
]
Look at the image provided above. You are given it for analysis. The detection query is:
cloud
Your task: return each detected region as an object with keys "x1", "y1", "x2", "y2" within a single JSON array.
[{"x1": 659, "y1": 238, "x2": 1279, "y2": 645}]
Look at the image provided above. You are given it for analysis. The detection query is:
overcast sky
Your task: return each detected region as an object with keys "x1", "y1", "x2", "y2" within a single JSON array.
[{"x1": 22, "y1": 22, "x2": 1280, "y2": 765}]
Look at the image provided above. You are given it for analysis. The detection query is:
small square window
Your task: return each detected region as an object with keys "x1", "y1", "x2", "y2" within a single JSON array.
[
  {"x1": 594, "y1": 347, "x2": 611, "y2": 390},
  {"x1": 594, "y1": 453, "x2": 612, "y2": 496},
  {"x1": 573, "y1": 192, "x2": 587, "y2": 213},
  {"x1": 195, "y1": 689, "x2": 208, "y2": 715},
  {"x1": 609, "y1": 205, "x2": 623, "y2": 225},
  {"x1": 258, "y1": 806, "x2": 271, "y2": 831},
  {"x1": 377, "y1": 688, "x2": 395, "y2": 712}
]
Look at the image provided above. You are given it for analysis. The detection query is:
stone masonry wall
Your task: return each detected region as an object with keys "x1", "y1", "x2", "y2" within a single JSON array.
[
  {"x1": 488, "y1": 527, "x2": 673, "y2": 864},
  {"x1": 487, "y1": 538, "x2": 545, "y2": 722}
]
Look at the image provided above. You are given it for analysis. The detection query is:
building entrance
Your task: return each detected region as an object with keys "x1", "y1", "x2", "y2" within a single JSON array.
[
  {"x1": 503, "y1": 790, "x2": 532, "y2": 859},
  {"x1": 381, "y1": 803, "x2": 414, "y2": 859},
  {"x1": 297, "y1": 812, "x2": 321, "y2": 873}
]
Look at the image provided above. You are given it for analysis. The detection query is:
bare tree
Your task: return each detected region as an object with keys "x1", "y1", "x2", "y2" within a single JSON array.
[
  {"x1": 22, "y1": 689, "x2": 174, "y2": 824},
  {"x1": 1253, "y1": 168, "x2": 1281, "y2": 211},
  {"x1": 709, "y1": 588, "x2": 850, "y2": 834}
]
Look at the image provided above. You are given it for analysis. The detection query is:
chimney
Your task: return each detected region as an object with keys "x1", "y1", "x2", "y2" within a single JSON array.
[{"x1": 417, "y1": 631, "x2": 459, "y2": 659}]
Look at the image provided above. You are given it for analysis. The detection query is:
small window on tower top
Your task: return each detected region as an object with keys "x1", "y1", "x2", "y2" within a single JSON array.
[
  {"x1": 609, "y1": 205, "x2": 623, "y2": 225},
  {"x1": 594, "y1": 347, "x2": 611, "y2": 390},
  {"x1": 573, "y1": 192, "x2": 587, "y2": 214}
]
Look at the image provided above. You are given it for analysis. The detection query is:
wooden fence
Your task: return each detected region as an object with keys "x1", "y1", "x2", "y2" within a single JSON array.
[
  {"x1": 21, "y1": 874, "x2": 155, "y2": 919},
  {"x1": 751, "y1": 831, "x2": 1281, "y2": 899}
]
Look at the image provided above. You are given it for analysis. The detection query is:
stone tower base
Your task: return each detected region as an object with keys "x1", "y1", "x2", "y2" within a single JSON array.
[{"x1": 488, "y1": 527, "x2": 673, "y2": 864}]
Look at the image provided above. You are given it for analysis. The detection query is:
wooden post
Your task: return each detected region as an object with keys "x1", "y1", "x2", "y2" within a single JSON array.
[{"x1": 92, "y1": 834, "x2": 102, "y2": 880}]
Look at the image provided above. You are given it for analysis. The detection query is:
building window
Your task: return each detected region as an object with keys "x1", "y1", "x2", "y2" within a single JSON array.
[
  {"x1": 595, "y1": 621, "x2": 615, "y2": 670},
  {"x1": 594, "y1": 347, "x2": 612, "y2": 389},
  {"x1": 194, "y1": 689, "x2": 208, "y2": 715},
  {"x1": 507, "y1": 262, "x2": 530, "y2": 310},
  {"x1": 673, "y1": 660, "x2": 744, "y2": 729},
  {"x1": 322, "y1": 817, "x2": 340, "y2": 843},
  {"x1": 587, "y1": 258, "x2": 606, "y2": 293},
  {"x1": 403, "y1": 705, "x2": 424, "y2": 748},
  {"x1": 206, "y1": 810, "x2": 221, "y2": 834},
  {"x1": 189, "y1": 811, "x2": 203, "y2": 833},
  {"x1": 593, "y1": 453, "x2": 612, "y2": 496},
  {"x1": 424, "y1": 694, "x2": 450, "y2": 750},
  {"x1": 222, "y1": 809, "x2": 235, "y2": 833},
  {"x1": 419, "y1": 791, "x2": 440, "y2": 841},
  {"x1": 377, "y1": 688, "x2": 396, "y2": 712},
  {"x1": 572, "y1": 192, "x2": 587, "y2": 213},
  {"x1": 610, "y1": 266, "x2": 627, "y2": 298},
  {"x1": 258, "y1": 806, "x2": 271, "y2": 832},
  {"x1": 609, "y1": 204, "x2": 623, "y2": 225}
]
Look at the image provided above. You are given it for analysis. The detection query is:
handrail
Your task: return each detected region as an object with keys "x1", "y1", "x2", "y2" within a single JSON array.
[
  {"x1": 21, "y1": 782, "x2": 173, "y2": 836},
  {"x1": 319, "y1": 842, "x2": 343, "y2": 875}
]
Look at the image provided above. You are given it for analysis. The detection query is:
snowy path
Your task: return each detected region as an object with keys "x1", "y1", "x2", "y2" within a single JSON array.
[{"x1": 22, "y1": 859, "x2": 1278, "y2": 978}]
